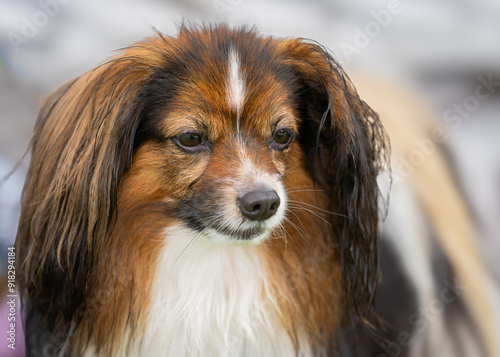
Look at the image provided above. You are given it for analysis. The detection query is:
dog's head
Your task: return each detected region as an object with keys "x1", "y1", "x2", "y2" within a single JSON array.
[
  {"x1": 17, "y1": 25, "x2": 389, "y2": 353},
  {"x1": 131, "y1": 35, "x2": 296, "y2": 243}
]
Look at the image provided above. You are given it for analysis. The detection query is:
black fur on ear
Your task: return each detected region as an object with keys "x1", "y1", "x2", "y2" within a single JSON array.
[{"x1": 280, "y1": 39, "x2": 390, "y2": 334}]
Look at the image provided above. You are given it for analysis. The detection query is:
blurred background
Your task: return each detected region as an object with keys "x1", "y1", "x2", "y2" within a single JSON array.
[{"x1": 0, "y1": 0, "x2": 499, "y2": 356}]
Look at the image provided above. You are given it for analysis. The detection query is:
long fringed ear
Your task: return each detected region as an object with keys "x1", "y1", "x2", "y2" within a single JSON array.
[
  {"x1": 15, "y1": 36, "x2": 171, "y2": 354},
  {"x1": 279, "y1": 39, "x2": 390, "y2": 333}
]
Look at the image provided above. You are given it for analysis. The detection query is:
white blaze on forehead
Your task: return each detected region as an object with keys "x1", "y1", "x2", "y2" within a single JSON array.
[{"x1": 227, "y1": 48, "x2": 246, "y2": 129}]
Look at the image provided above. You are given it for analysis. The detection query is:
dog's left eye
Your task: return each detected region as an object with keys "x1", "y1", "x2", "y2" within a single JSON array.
[
  {"x1": 176, "y1": 132, "x2": 203, "y2": 149},
  {"x1": 271, "y1": 128, "x2": 293, "y2": 148}
]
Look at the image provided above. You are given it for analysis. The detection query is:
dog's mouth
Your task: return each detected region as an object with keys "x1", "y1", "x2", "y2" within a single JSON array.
[
  {"x1": 211, "y1": 223, "x2": 268, "y2": 241},
  {"x1": 185, "y1": 215, "x2": 271, "y2": 242},
  {"x1": 178, "y1": 208, "x2": 282, "y2": 243},
  {"x1": 178, "y1": 187, "x2": 286, "y2": 244}
]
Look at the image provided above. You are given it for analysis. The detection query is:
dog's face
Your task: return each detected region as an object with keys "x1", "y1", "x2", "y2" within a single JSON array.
[{"x1": 127, "y1": 39, "x2": 305, "y2": 243}]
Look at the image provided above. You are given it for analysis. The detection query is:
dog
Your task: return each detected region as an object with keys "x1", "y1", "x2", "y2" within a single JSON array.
[
  {"x1": 16, "y1": 24, "x2": 496, "y2": 356},
  {"x1": 352, "y1": 75, "x2": 500, "y2": 357}
]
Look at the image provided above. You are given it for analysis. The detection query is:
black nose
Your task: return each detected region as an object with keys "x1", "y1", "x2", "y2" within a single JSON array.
[{"x1": 238, "y1": 189, "x2": 281, "y2": 221}]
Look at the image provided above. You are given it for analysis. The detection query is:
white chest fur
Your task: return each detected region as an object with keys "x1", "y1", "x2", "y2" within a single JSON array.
[{"x1": 127, "y1": 225, "x2": 306, "y2": 357}]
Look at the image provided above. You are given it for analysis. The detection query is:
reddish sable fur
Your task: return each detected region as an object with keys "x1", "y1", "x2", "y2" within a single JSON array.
[{"x1": 16, "y1": 25, "x2": 388, "y2": 356}]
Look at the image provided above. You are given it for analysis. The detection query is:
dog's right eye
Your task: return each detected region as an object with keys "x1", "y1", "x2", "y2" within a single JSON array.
[{"x1": 175, "y1": 132, "x2": 203, "y2": 150}]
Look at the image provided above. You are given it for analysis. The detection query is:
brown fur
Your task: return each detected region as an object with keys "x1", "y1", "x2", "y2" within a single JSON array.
[{"x1": 16, "y1": 25, "x2": 388, "y2": 356}]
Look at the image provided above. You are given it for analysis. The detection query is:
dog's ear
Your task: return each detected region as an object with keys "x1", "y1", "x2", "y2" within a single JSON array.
[
  {"x1": 279, "y1": 39, "x2": 390, "y2": 328},
  {"x1": 16, "y1": 36, "x2": 172, "y2": 352}
]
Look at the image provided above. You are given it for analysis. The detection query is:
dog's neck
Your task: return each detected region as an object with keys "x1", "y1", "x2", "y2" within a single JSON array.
[{"x1": 126, "y1": 225, "x2": 307, "y2": 357}]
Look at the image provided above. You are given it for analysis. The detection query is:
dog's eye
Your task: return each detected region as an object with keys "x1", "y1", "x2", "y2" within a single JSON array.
[
  {"x1": 176, "y1": 132, "x2": 203, "y2": 149},
  {"x1": 272, "y1": 128, "x2": 293, "y2": 148}
]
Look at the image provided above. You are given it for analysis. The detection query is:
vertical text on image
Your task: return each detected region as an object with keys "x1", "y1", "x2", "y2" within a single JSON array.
[{"x1": 6, "y1": 246, "x2": 17, "y2": 350}]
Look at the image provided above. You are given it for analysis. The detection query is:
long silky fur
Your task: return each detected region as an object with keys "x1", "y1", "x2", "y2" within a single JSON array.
[
  {"x1": 16, "y1": 24, "x2": 389, "y2": 356},
  {"x1": 281, "y1": 38, "x2": 389, "y2": 331},
  {"x1": 16, "y1": 38, "x2": 172, "y2": 355}
]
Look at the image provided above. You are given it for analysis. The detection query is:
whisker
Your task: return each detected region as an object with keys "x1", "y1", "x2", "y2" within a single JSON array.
[
  {"x1": 284, "y1": 211, "x2": 306, "y2": 235},
  {"x1": 281, "y1": 227, "x2": 289, "y2": 255},
  {"x1": 288, "y1": 200, "x2": 348, "y2": 218},
  {"x1": 274, "y1": 224, "x2": 288, "y2": 243},
  {"x1": 288, "y1": 204, "x2": 332, "y2": 227},
  {"x1": 283, "y1": 217, "x2": 312, "y2": 246},
  {"x1": 283, "y1": 161, "x2": 304, "y2": 175},
  {"x1": 286, "y1": 188, "x2": 325, "y2": 194},
  {"x1": 279, "y1": 224, "x2": 291, "y2": 256},
  {"x1": 175, "y1": 232, "x2": 201, "y2": 263},
  {"x1": 288, "y1": 200, "x2": 329, "y2": 215},
  {"x1": 289, "y1": 205, "x2": 331, "y2": 223}
]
